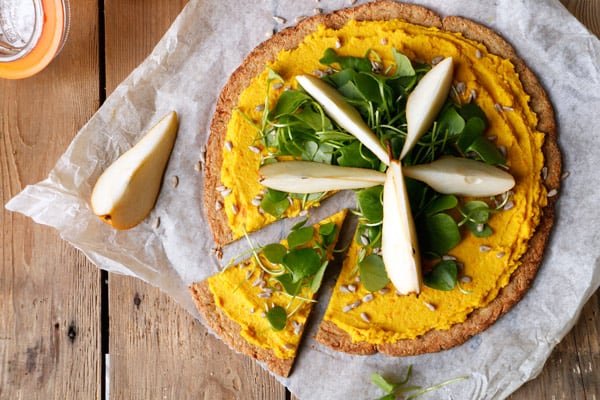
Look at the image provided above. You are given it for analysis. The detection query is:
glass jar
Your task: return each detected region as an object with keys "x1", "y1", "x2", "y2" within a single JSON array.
[{"x1": 0, "y1": 0, "x2": 70, "y2": 79}]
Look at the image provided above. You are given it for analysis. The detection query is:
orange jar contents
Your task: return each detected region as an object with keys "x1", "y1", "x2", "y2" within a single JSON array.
[{"x1": 0, "y1": 0, "x2": 69, "y2": 79}]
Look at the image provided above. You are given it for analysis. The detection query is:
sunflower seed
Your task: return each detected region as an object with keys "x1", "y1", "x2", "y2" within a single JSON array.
[
  {"x1": 272, "y1": 82, "x2": 283, "y2": 90},
  {"x1": 475, "y1": 49, "x2": 482, "y2": 59},
  {"x1": 221, "y1": 188, "x2": 232, "y2": 197},
  {"x1": 171, "y1": 175, "x2": 179, "y2": 189},
  {"x1": 339, "y1": 285, "x2": 350, "y2": 293},
  {"x1": 503, "y1": 200, "x2": 515, "y2": 211},
  {"x1": 194, "y1": 161, "x2": 202, "y2": 171},
  {"x1": 152, "y1": 216, "x2": 161, "y2": 229},
  {"x1": 257, "y1": 291, "x2": 272, "y2": 299},
  {"x1": 342, "y1": 300, "x2": 361, "y2": 313},
  {"x1": 424, "y1": 302, "x2": 436, "y2": 311},
  {"x1": 378, "y1": 287, "x2": 390, "y2": 295},
  {"x1": 561, "y1": 171, "x2": 570, "y2": 180},
  {"x1": 252, "y1": 278, "x2": 264, "y2": 287},
  {"x1": 380, "y1": 37, "x2": 388, "y2": 45},
  {"x1": 284, "y1": 344, "x2": 295, "y2": 350},
  {"x1": 479, "y1": 245, "x2": 491, "y2": 252},
  {"x1": 293, "y1": 321, "x2": 303, "y2": 335},
  {"x1": 547, "y1": 188, "x2": 558, "y2": 197},
  {"x1": 313, "y1": 7, "x2": 322, "y2": 14},
  {"x1": 347, "y1": 284, "x2": 357, "y2": 293},
  {"x1": 295, "y1": 15, "x2": 307, "y2": 23},
  {"x1": 432, "y1": 56, "x2": 444, "y2": 65},
  {"x1": 360, "y1": 313, "x2": 371, "y2": 323},
  {"x1": 249, "y1": 307, "x2": 255, "y2": 314},
  {"x1": 215, "y1": 200, "x2": 223, "y2": 211},
  {"x1": 335, "y1": 38, "x2": 342, "y2": 49},
  {"x1": 224, "y1": 141, "x2": 233, "y2": 151},
  {"x1": 496, "y1": 252, "x2": 506, "y2": 258},
  {"x1": 273, "y1": 15, "x2": 286, "y2": 24},
  {"x1": 231, "y1": 204, "x2": 239, "y2": 215},
  {"x1": 254, "y1": 104, "x2": 265, "y2": 112},
  {"x1": 469, "y1": 89, "x2": 477, "y2": 102},
  {"x1": 461, "y1": 276, "x2": 473, "y2": 283},
  {"x1": 455, "y1": 81, "x2": 466, "y2": 95},
  {"x1": 248, "y1": 145, "x2": 261, "y2": 154},
  {"x1": 362, "y1": 293, "x2": 374, "y2": 303},
  {"x1": 252, "y1": 198, "x2": 262, "y2": 206},
  {"x1": 542, "y1": 166, "x2": 548, "y2": 180}
]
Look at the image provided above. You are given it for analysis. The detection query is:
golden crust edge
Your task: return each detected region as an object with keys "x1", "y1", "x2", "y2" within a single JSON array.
[{"x1": 189, "y1": 280, "x2": 295, "y2": 377}]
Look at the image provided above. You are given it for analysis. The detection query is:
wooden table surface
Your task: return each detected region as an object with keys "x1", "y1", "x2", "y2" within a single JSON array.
[{"x1": 1, "y1": 1, "x2": 598, "y2": 399}]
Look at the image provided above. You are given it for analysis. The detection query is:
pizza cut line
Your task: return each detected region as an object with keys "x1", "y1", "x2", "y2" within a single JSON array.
[{"x1": 190, "y1": 0, "x2": 561, "y2": 378}]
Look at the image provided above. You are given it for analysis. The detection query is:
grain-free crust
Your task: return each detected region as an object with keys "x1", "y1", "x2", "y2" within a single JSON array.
[
  {"x1": 201, "y1": 0, "x2": 560, "y2": 359},
  {"x1": 189, "y1": 280, "x2": 294, "y2": 376}
]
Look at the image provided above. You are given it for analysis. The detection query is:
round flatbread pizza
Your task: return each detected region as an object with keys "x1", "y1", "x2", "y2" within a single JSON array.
[{"x1": 192, "y1": 0, "x2": 561, "y2": 374}]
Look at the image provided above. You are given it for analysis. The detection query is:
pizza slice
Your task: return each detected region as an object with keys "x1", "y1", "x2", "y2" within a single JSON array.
[{"x1": 189, "y1": 209, "x2": 347, "y2": 377}]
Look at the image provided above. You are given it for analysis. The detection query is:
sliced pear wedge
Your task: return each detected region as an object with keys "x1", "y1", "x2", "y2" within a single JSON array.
[
  {"x1": 295, "y1": 74, "x2": 390, "y2": 166},
  {"x1": 403, "y1": 156, "x2": 515, "y2": 197},
  {"x1": 401, "y1": 57, "x2": 454, "y2": 160},
  {"x1": 91, "y1": 111, "x2": 179, "y2": 230},
  {"x1": 382, "y1": 160, "x2": 422, "y2": 295},
  {"x1": 259, "y1": 160, "x2": 386, "y2": 193}
]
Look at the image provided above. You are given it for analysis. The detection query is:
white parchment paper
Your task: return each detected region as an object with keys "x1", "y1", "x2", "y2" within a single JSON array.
[{"x1": 6, "y1": 0, "x2": 600, "y2": 398}]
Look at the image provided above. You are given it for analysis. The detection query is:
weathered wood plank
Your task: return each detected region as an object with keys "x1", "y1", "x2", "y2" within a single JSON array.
[
  {"x1": 560, "y1": 0, "x2": 600, "y2": 37},
  {"x1": 0, "y1": 0, "x2": 102, "y2": 398},
  {"x1": 103, "y1": 1, "x2": 285, "y2": 398}
]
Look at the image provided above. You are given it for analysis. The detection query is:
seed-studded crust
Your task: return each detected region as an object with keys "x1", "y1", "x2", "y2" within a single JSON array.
[
  {"x1": 202, "y1": 0, "x2": 561, "y2": 359},
  {"x1": 189, "y1": 280, "x2": 295, "y2": 377}
]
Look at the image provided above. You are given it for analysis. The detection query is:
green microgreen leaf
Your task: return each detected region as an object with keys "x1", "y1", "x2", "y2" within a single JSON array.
[
  {"x1": 461, "y1": 200, "x2": 491, "y2": 224},
  {"x1": 421, "y1": 213, "x2": 461, "y2": 257},
  {"x1": 319, "y1": 47, "x2": 372, "y2": 72},
  {"x1": 265, "y1": 305, "x2": 287, "y2": 331},
  {"x1": 358, "y1": 254, "x2": 390, "y2": 292},
  {"x1": 438, "y1": 106, "x2": 465, "y2": 136},
  {"x1": 392, "y1": 48, "x2": 415, "y2": 77},
  {"x1": 260, "y1": 189, "x2": 290, "y2": 217},
  {"x1": 424, "y1": 260, "x2": 458, "y2": 291},
  {"x1": 309, "y1": 261, "x2": 329, "y2": 293},
  {"x1": 456, "y1": 116, "x2": 486, "y2": 152},
  {"x1": 319, "y1": 222, "x2": 339, "y2": 247},
  {"x1": 337, "y1": 141, "x2": 379, "y2": 169},
  {"x1": 287, "y1": 226, "x2": 315, "y2": 249},
  {"x1": 371, "y1": 365, "x2": 468, "y2": 400},
  {"x1": 262, "y1": 243, "x2": 287, "y2": 264},
  {"x1": 283, "y1": 248, "x2": 322, "y2": 282},
  {"x1": 466, "y1": 136, "x2": 506, "y2": 165},
  {"x1": 274, "y1": 273, "x2": 302, "y2": 296},
  {"x1": 370, "y1": 373, "x2": 397, "y2": 394},
  {"x1": 291, "y1": 218, "x2": 308, "y2": 231},
  {"x1": 424, "y1": 194, "x2": 458, "y2": 216},
  {"x1": 357, "y1": 186, "x2": 384, "y2": 224}
]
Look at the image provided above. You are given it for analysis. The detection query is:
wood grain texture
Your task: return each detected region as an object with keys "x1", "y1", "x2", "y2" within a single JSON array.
[
  {"x1": 560, "y1": 0, "x2": 600, "y2": 37},
  {"x1": 103, "y1": 1, "x2": 284, "y2": 398},
  {"x1": 0, "y1": 0, "x2": 101, "y2": 399}
]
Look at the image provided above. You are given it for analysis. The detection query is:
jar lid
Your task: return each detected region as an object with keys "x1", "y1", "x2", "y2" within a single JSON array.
[{"x1": 0, "y1": 0, "x2": 70, "y2": 79}]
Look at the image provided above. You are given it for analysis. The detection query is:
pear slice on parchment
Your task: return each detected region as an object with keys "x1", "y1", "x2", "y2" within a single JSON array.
[{"x1": 91, "y1": 111, "x2": 179, "y2": 229}]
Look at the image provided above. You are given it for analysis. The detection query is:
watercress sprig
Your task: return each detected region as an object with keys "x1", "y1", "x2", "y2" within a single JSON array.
[
  {"x1": 371, "y1": 365, "x2": 468, "y2": 399},
  {"x1": 246, "y1": 47, "x2": 512, "y2": 293}
]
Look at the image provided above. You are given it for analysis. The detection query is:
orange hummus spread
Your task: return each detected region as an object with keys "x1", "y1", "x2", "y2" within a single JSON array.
[
  {"x1": 218, "y1": 20, "x2": 546, "y2": 343},
  {"x1": 206, "y1": 210, "x2": 346, "y2": 359}
]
